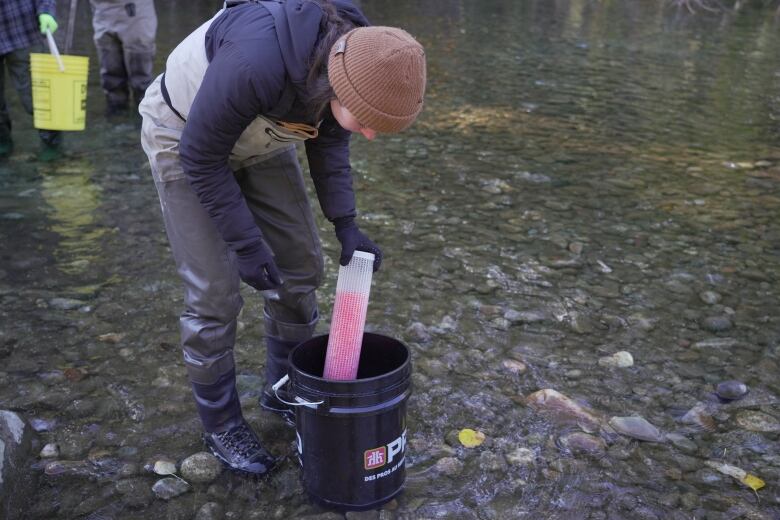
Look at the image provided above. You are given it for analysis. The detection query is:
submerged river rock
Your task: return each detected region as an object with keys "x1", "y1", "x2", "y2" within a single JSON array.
[{"x1": 0, "y1": 411, "x2": 36, "y2": 518}]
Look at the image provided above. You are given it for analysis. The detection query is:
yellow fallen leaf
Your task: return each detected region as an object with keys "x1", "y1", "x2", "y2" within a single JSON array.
[
  {"x1": 458, "y1": 428, "x2": 485, "y2": 448},
  {"x1": 741, "y1": 474, "x2": 765, "y2": 491}
]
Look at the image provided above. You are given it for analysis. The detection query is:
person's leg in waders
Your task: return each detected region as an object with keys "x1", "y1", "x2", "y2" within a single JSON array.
[
  {"x1": 140, "y1": 77, "x2": 276, "y2": 476},
  {"x1": 118, "y1": 0, "x2": 156, "y2": 113},
  {"x1": 0, "y1": 52, "x2": 12, "y2": 158},
  {"x1": 235, "y1": 147, "x2": 324, "y2": 425},
  {"x1": 91, "y1": 1, "x2": 131, "y2": 117},
  {"x1": 4, "y1": 47, "x2": 62, "y2": 161}
]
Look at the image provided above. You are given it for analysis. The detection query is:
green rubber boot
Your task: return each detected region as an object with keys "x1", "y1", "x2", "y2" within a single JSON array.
[
  {"x1": 0, "y1": 138, "x2": 12, "y2": 159},
  {"x1": 37, "y1": 143, "x2": 63, "y2": 162}
]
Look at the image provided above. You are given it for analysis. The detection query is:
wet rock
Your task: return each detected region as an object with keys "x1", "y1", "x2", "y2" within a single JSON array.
[
  {"x1": 97, "y1": 332, "x2": 125, "y2": 344},
  {"x1": 477, "y1": 450, "x2": 506, "y2": 472},
  {"x1": 117, "y1": 446, "x2": 140, "y2": 461},
  {"x1": 735, "y1": 411, "x2": 780, "y2": 433},
  {"x1": 43, "y1": 460, "x2": 99, "y2": 479},
  {"x1": 664, "y1": 467, "x2": 683, "y2": 481},
  {"x1": 691, "y1": 338, "x2": 740, "y2": 349},
  {"x1": 39, "y1": 443, "x2": 59, "y2": 458},
  {"x1": 524, "y1": 389, "x2": 603, "y2": 431},
  {"x1": 627, "y1": 314, "x2": 656, "y2": 331},
  {"x1": 63, "y1": 367, "x2": 87, "y2": 382},
  {"x1": 144, "y1": 454, "x2": 177, "y2": 474},
  {"x1": 180, "y1": 452, "x2": 222, "y2": 483},
  {"x1": 405, "y1": 322, "x2": 431, "y2": 342},
  {"x1": 506, "y1": 447, "x2": 535, "y2": 466},
  {"x1": 598, "y1": 351, "x2": 634, "y2": 368},
  {"x1": 434, "y1": 457, "x2": 463, "y2": 476},
  {"x1": 64, "y1": 399, "x2": 97, "y2": 419},
  {"x1": 674, "y1": 456, "x2": 700, "y2": 477},
  {"x1": 119, "y1": 462, "x2": 139, "y2": 478},
  {"x1": 608, "y1": 416, "x2": 664, "y2": 442},
  {"x1": 58, "y1": 433, "x2": 93, "y2": 459},
  {"x1": 740, "y1": 269, "x2": 769, "y2": 282},
  {"x1": 504, "y1": 309, "x2": 547, "y2": 324},
  {"x1": 27, "y1": 417, "x2": 57, "y2": 432},
  {"x1": 699, "y1": 291, "x2": 721, "y2": 305},
  {"x1": 152, "y1": 477, "x2": 190, "y2": 500},
  {"x1": 115, "y1": 477, "x2": 155, "y2": 509},
  {"x1": 716, "y1": 380, "x2": 748, "y2": 401},
  {"x1": 567, "y1": 311, "x2": 596, "y2": 334},
  {"x1": 680, "y1": 491, "x2": 700, "y2": 510},
  {"x1": 558, "y1": 432, "x2": 606, "y2": 456},
  {"x1": 501, "y1": 359, "x2": 526, "y2": 374},
  {"x1": 691, "y1": 468, "x2": 724, "y2": 487},
  {"x1": 0, "y1": 410, "x2": 37, "y2": 518},
  {"x1": 345, "y1": 511, "x2": 379, "y2": 520},
  {"x1": 680, "y1": 402, "x2": 717, "y2": 432},
  {"x1": 196, "y1": 501, "x2": 225, "y2": 520},
  {"x1": 607, "y1": 444, "x2": 634, "y2": 461},
  {"x1": 107, "y1": 383, "x2": 145, "y2": 422},
  {"x1": 665, "y1": 433, "x2": 697, "y2": 454},
  {"x1": 49, "y1": 297, "x2": 85, "y2": 310},
  {"x1": 272, "y1": 467, "x2": 300, "y2": 501},
  {"x1": 153, "y1": 459, "x2": 177, "y2": 476},
  {"x1": 700, "y1": 316, "x2": 733, "y2": 333}
]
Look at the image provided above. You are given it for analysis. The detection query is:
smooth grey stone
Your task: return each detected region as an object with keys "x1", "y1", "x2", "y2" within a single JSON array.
[
  {"x1": 151, "y1": 477, "x2": 190, "y2": 500},
  {"x1": 735, "y1": 411, "x2": 780, "y2": 433},
  {"x1": 716, "y1": 380, "x2": 748, "y2": 400},
  {"x1": 180, "y1": 452, "x2": 222, "y2": 484},
  {"x1": 608, "y1": 416, "x2": 664, "y2": 442},
  {"x1": 699, "y1": 291, "x2": 721, "y2": 305},
  {"x1": 701, "y1": 316, "x2": 733, "y2": 332}
]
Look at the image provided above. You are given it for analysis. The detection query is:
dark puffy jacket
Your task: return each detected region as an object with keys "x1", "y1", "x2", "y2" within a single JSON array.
[{"x1": 178, "y1": 0, "x2": 369, "y2": 256}]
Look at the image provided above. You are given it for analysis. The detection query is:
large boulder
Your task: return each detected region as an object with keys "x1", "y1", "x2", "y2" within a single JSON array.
[{"x1": 0, "y1": 410, "x2": 37, "y2": 518}]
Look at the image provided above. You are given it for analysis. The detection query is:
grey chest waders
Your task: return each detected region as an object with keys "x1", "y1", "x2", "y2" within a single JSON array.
[{"x1": 274, "y1": 333, "x2": 412, "y2": 510}]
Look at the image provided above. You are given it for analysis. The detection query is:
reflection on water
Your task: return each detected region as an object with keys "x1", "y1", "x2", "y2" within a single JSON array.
[
  {"x1": 40, "y1": 161, "x2": 106, "y2": 276},
  {"x1": 0, "y1": 0, "x2": 779, "y2": 518}
]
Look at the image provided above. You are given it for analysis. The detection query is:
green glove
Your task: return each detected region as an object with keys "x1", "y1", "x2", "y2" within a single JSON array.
[{"x1": 38, "y1": 13, "x2": 58, "y2": 34}]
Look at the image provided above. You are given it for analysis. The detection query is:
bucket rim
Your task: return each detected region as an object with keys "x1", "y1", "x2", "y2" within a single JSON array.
[{"x1": 290, "y1": 332, "x2": 410, "y2": 386}]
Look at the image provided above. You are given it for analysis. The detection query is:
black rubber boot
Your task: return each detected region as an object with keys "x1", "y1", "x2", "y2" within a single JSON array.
[
  {"x1": 259, "y1": 336, "x2": 297, "y2": 425},
  {"x1": 203, "y1": 418, "x2": 277, "y2": 477},
  {"x1": 191, "y1": 369, "x2": 243, "y2": 433}
]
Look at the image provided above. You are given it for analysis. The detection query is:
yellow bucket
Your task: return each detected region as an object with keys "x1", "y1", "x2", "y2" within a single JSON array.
[{"x1": 30, "y1": 53, "x2": 89, "y2": 131}]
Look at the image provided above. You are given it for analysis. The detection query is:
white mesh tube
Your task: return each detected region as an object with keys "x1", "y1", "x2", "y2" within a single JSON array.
[{"x1": 323, "y1": 251, "x2": 375, "y2": 380}]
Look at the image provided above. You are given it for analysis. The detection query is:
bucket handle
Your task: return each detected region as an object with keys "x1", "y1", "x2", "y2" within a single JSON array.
[
  {"x1": 272, "y1": 374, "x2": 324, "y2": 409},
  {"x1": 45, "y1": 29, "x2": 65, "y2": 72}
]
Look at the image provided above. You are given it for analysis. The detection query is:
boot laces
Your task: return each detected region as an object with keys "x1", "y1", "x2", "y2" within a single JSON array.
[{"x1": 216, "y1": 423, "x2": 260, "y2": 459}]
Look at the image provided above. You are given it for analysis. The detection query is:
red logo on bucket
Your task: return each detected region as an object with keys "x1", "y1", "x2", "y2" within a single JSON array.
[{"x1": 364, "y1": 447, "x2": 387, "y2": 470}]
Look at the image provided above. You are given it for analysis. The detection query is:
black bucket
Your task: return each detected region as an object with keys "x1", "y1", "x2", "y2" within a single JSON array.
[{"x1": 283, "y1": 332, "x2": 411, "y2": 511}]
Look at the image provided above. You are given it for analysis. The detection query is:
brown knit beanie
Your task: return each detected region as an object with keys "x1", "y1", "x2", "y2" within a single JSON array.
[{"x1": 328, "y1": 26, "x2": 426, "y2": 134}]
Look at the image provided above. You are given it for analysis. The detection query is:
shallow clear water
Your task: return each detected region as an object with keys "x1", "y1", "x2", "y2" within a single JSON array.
[{"x1": 1, "y1": 0, "x2": 779, "y2": 518}]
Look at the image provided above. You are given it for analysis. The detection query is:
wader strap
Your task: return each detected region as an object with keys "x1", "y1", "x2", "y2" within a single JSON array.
[{"x1": 160, "y1": 72, "x2": 187, "y2": 122}]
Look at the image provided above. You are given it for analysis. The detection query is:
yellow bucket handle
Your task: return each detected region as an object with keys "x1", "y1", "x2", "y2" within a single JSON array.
[{"x1": 45, "y1": 29, "x2": 65, "y2": 72}]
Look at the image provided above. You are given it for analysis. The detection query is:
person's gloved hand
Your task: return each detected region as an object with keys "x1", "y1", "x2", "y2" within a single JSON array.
[
  {"x1": 334, "y1": 217, "x2": 382, "y2": 272},
  {"x1": 38, "y1": 13, "x2": 58, "y2": 34},
  {"x1": 235, "y1": 240, "x2": 282, "y2": 291}
]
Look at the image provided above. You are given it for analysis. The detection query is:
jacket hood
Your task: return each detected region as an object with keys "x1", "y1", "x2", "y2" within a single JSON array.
[{"x1": 263, "y1": 0, "x2": 369, "y2": 86}]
